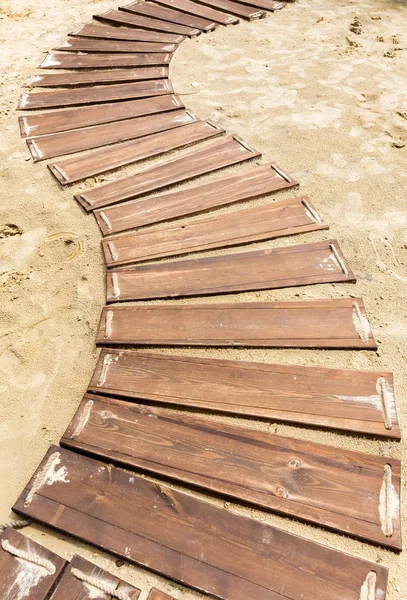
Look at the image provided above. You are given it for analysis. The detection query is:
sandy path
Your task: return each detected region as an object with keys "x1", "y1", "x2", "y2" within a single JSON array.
[{"x1": 0, "y1": 0, "x2": 406, "y2": 597}]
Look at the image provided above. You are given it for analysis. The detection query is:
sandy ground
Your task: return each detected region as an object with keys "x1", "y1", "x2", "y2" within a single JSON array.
[{"x1": 0, "y1": 0, "x2": 407, "y2": 597}]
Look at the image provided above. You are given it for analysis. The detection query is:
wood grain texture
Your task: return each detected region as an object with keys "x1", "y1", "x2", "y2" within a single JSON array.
[
  {"x1": 27, "y1": 109, "x2": 196, "y2": 161},
  {"x1": 19, "y1": 94, "x2": 183, "y2": 138},
  {"x1": 193, "y1": 0, "x2": 265, "y2": 19},
  {"x1": 19, "y1": 79, "x2": 173, "y2": 111},
  {"x1": 122, "y1": 1, "x2": 217, "y2": 31},
  {"x1": 234, "y1": 0, "x2": 285, "y2": 10},
  {"x1": 76, "y1": 135, "x2": 260, "y2": 210},
  {"x1": 0, "y1": 528, "x2": 66, "y2": 600},
  {"x1": 71, "y1": 22, "x2": 185, "y2": 43},
  {"x1": 49, "y1": 120, "x2": 225, "y2": 184},
  {"x1": 97, "y1": 9, "x2": 201, "y2": 36},
  {"x1": 62, "y1": 394, "x2": 402, "y2": 549},
  {"x1": 148, "y1": 590, "x2": 174, "y2": 600},
  {"x1": 106, "y1": 239, "x2": 354, "y2": 300},
  {"x1": 96, "y1": 298, "x2": 377, "y2": 348},
  {"x1": 152, "y1": 0, "x2": 239, "y2": 25},
  {"x1": 38, "y1": 51, "x2": 172, "y2": 70},
  {"x1": 54, "y1": 37, "x2": 176, "y2": 53},
  {"x1": 49, "y1": 555, "x2": 141, "y2": 599},
  {"x1": 14, "y1": 445, "x2": 389, "y2": 600},
  {"x1": 26, "y1": 66, "x2": 169, "y2": 88},
  {"x1": 94, "y1": 162, "x2": 298, "y2": 235},
  {"x1": 101, "y1": 195, "x2": 327, "y2": 266},
  {"x1": 89, "y1": 349, "x2": 400, "y2": 438}
]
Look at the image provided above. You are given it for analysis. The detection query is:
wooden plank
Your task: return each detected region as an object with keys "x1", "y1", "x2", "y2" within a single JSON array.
[
  {"x1": 49, "y1": 555, "x2": 141, "y2": 599},
  {"x1": 26, "y1": 109, "x2": 196, "y2": 162},
  {"x1": 62, "y1": 394, "x2": 402, "y2": 550},
  {"x1": 19, "y1": 94, "x2": 183, "y2": 138},
  {"x1": 49, "y1": 120, "x2": 225, "y2": 184},
  {"x1": 101, "y1": 195, "x2": 327, "y2": 266},
  {"x1": 54, "y1": 37, "x2": 177, "y2": 53},
  {"x1": 192, "y1": 0, "x2": 266, "y2": 20},
  {"x1": 96, "y1": 298, "x2": 377, "y2": 349},
  {"x1": 235, "y1": 0, "x2": 285, "y2": 10},
  {"x1": 26, "y1": 67, "x2": 169, "y2": 88},
  {"x1": 94, "y1": 162, "x2": 298, "y2": 235},
  {"x1": 122, "y1": 1, "x2": 217, "y2": 31},
  {"x1": 38, "y1": 52, "x2": 172, "y2": 70},
  {"x1": 0, "y1": 528, "x2": 66, "y2": 600},
  {"x1": 89, "y1": 349, "x2": 401, "y2": 438},
  {"x1": 76, "y1": 135, "x2": 260, "y2": 210},
  {"x1": 19, "y1": 79, "x2": 174, "y2": 111},
  {"x1": 14, "y1": 445, "x2": 390, "y2": 600},
  {"x1": 97, "y1": 9, "x2": 201, "y2": 37},
  {"x1": 71, "y1": 22, "x2": 185, "y2": 43},
  {"x1": 105, "y1": 239, "x2": 355, "y2": 301},
  {"x1": 148, "y1": 590, "x2": 174, "y2": 600},
  {"x1": 152, "y1": 0, "x2": 239, "y2": 25}
]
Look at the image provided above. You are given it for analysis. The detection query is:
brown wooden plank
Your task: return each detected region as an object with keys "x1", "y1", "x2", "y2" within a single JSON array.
[
  {"x1": 26, "y1": 67, "x2": 169, "y2": 88},
  {"x1": 97, "y1": 9, "x2": 201, "y2": 37},
  {"x1": 96, "y1": 298, "x2": 377, "y2": 349},
  {"x1": 27, "y1": 109, "x2": 196, "y2": 162},
  {"x1": 49, "y1": 555, "x2": 140, "y2": 599},
  {"x1": 19, "y1": 94, "x2": 183, "y2": 138},
  {"x1": 0, "y1": 528, "x2": 66, "y2": 600},
  {"x1": 152, "y1": 0, "x2": 239, "y2": 25},
  {"x1": 192, "y1": 0, "x2": 266, "y2": 19},
  {"x1": 89, "y1": 349, "x2": 401, "y2": 438},
  {"x1": 101, "y1": 195, "x2": 327, "y2": 266},
  {"x1": 14, "y1": 445, "x2": 390, "y2": 600},
  {"x1": 38, "y1": 52, "x2": 172, "y2": 70},
  {"x1": 94, "y1": 162, "x2": 298, "y2": 235},
  {"x1": 62, "y1": 394, "x2": 402, "y2": 550},
  {"x1": 54, "y1": 37, "x2": 177, "y2": 53},
  {"x1": 236, "y1": 0, "x2": 285, "y2": 10},
  {"x1": 19, "y1": 79, "x2": 173, "y2": 111},
  {"x1": 76, "y1": 135, "x2": 260, "y2": 210},
  {"x1": 71, "y1": 22, "x2": 185, "y2": 43},
  {"x1": 49, "y1": 120, "x2": 225, "y2": 184},
  {"x1": 105, "y1": 239, "x2": 355, "y2": 301},
  {"x1": 148, "y1": 590, "x2": 174, "y2": 600},
  {"x1": 122, "y1": 1, "x2": 217, "y2": 31}
]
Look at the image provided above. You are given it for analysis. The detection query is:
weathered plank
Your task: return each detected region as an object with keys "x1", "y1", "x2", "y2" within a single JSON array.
[
  {"x1": 97, "y1": 9, "x2": 201, "y2": 37},
  {"x1": 39, "y1": 52, "x2": 172, "y2": 70},
  {"x1": 94, "y1": 162, "x2": 298, "y2": 235},
  {"x1": 26, "y1": 66, "x2": 169, "y2": 88},
  {"x1": 49, "y1": 120, "x2": 225, "y2": 184},
  {"x1": 122, "y1": 1, "x2": 217, "y2": 31},
  {"x1": 71, "y1": 22, "x2": 185, "y2": 43},
  {"x1": 14, "y1": 446, "x2": 390, "y2": 600},
  {"x1": 105, "y1": 239, "x2": 355, "y2": 300},
  {"x1": 0, "y1": 528, "x2": 66, "y2": 600},
  {"x1": 101, "y1": 195, "x2": 327, "y2": 265},
  {"x1": 152, "y1": 0, "x2": 239, "y2": 24},
  {"x1": 19, "y1": 94, "x2": 183, "y2": 137},
  {"x1": 194, "y1": 0, "x2": 265, "y2": 20},
  {"x1": 148, "y1": 590, "x2": 174, "y2": 600},
  {"x1": 96, "y1": 299, "x2": 377, "y2": 348},
  {"x1": 54, "y1": 37, "x2": 176, "y2": 53},
  {"x1": 76, "y1": 135, "x2": 260, "y2": 210},
  {"x1": 27, "y1": 109, "x2": 196, "y2": 161},
  {"x1": 19, "y1": 79, "x2": 174, "y2": 111},
  {"x1": 236, "y1": 0, "x2": 285, "y2": 10},
  {"x1": 62, "y1": 394, "x2": 402, "y2": 549},
  {"x1": 49, "y1": 555, "x2": 141, "y2": 599},
  {"x1": 89, "y1": 349, "x2": 400, "y2": 438}
]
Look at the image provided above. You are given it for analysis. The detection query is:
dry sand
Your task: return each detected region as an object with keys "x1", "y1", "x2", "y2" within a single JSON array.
[{"x1": 0, "y1": 0, "x2": 406, "y2": 597}]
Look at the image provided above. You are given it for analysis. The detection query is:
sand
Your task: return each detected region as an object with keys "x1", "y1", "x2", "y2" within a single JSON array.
[{"x1": 0, "y1": 0, "x2": 406, "y2": 597}]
